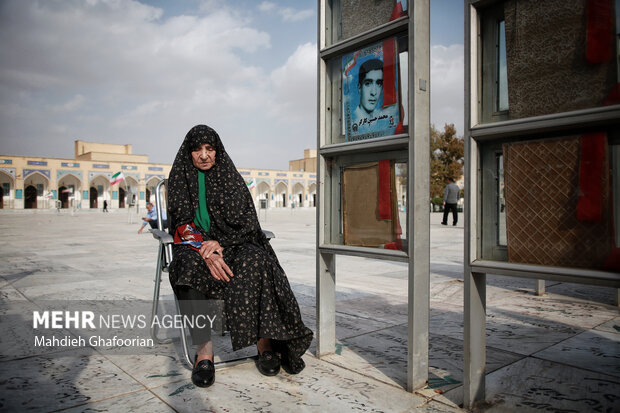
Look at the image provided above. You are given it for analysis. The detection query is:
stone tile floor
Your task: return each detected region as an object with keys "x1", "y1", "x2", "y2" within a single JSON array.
[{"x1": 0, "y1": 208, "x2": 618, "y2": 412}]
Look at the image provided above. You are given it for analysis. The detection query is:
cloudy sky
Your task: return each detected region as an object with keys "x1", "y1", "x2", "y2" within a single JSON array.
[{"x1": 0, "y1": 0, "x2": 464, "y2": 170}]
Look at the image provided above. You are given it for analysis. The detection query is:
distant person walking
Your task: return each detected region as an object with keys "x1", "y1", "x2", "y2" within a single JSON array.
[
  {"x1": 103, "y1": 200, "x2": 108, "y2": 212},
  {"x1": 441, "y1": 177, "x2": 460, "y2": 226}
]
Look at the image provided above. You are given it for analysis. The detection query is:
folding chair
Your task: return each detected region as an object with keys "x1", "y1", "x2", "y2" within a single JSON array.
[{"x1": 149, "y1": 178, "x2": 274, "y2": 368}]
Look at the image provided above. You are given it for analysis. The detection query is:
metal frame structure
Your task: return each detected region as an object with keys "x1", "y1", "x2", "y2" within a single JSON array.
[
  {"x1": 316, "y1": 0, "x2": 431, "y2": 391},
  {"x1": 463, "y1": 1, "x2": 620, "y2": 408}
]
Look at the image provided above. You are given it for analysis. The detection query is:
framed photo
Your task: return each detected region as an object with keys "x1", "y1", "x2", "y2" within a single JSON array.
[{"x1": 342, "y1": 37, "x2": 400, "y2": 142}]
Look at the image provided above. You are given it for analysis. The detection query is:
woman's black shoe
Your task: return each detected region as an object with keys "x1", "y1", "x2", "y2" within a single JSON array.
[
  {"x1": 192, "y1": 356, "x2": 215, "y2": 387},
  {"x1": 272, "y1": 340, "x2": 306, "y2": 375},
  {"x1": 281, "y1": 356, "x2": 306, "y2": 375},
  {"x1": 256, "y1": 350, "x2": 281, "y2": 376}
]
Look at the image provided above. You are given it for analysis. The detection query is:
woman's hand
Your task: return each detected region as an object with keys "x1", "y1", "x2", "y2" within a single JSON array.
[
  {"x1": 204, "y1": 254, "x2": 234, "y2": 282},
  {"x1": 199, "y1": 241, "x2": 234, "y2": 282},
  {"x1": 199, "y1": 240, "x2": 223, "y2": 259}
]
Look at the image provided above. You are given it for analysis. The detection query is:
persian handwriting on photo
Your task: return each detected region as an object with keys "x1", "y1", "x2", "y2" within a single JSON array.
[
  {"x1": 363, "y1": 114, "x2": 389, "y2": 126},
  {"x1": 358, "y1": 117, "x2": 374, "y2": 126}
]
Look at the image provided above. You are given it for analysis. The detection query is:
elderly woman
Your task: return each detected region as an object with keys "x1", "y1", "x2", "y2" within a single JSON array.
[{"x1": 167, "y1": 125, "x2": 313, "y2": 388}]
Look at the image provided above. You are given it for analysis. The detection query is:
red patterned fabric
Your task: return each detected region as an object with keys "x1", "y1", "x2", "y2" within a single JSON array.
[{"x1": 173, "y1": 223, "x2": 203, "y2": 250}]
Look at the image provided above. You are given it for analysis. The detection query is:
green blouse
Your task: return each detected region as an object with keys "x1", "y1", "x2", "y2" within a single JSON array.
[{"x1": 193, "y1": 170, "x2": 211, "y2": 232}]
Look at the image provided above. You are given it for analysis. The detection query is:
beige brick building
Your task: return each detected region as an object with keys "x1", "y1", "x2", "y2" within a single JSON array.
[{"x1": 0, "y1": 141, "x2": 317, "y2": 210}]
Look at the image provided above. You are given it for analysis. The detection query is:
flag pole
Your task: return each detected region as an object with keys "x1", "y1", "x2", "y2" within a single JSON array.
[{"x1": 124, "y1": 175, "x2": 133, "y2": 223}]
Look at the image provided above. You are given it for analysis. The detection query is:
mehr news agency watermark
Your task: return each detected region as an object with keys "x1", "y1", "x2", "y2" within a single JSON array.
[{"x1": 30, "y1": 300, "x2": 223, "y2": 352}]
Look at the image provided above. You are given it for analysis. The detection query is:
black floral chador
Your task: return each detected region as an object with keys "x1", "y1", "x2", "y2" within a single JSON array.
[{"x1": 167, "y1": 124, "x2": 313, "y2": 366}]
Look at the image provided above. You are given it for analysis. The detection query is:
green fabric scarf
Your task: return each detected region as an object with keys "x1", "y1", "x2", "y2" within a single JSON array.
[{"x1": 193, "y1": 170, "x2": 211, "y2": 232}]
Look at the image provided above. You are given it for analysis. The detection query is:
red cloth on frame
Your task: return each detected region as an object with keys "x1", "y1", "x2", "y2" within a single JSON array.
[
  {"x1": 378, "y1": 160, "x2": 392, "y2": 220},
  {"x1": 586, "y1": 0, "x2": 613, "y2": 63},
  {"x1": 389, "y1": 1, "x2": 406, "y2": 21},
  {"x1": 378, "y1": 160, "x2": 405, "y2": 250},
  {"x1": 382, "y1": 39, "x2": 397, "y2": 107}
]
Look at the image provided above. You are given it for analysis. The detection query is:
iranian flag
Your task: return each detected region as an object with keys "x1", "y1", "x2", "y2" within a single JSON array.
[
  {"x1": 62, "y1": 187, "x2": 73, "y2": 194},
  {"x1": 247, "y1": 179, "x2": 256, "y2": 190},
  {"x1": 110, "y1": 171, "x2": 125, "y2": 185}
]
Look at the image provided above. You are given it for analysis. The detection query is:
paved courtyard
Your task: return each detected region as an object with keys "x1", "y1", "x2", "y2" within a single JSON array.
[{"x1": 0, "y1": 207, "x2": 618, "y2": 412}]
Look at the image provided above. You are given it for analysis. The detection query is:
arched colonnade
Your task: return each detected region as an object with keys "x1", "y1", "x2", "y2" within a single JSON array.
[{"x1": 0, "y1": 168, "x2": 317, "y2": 210}]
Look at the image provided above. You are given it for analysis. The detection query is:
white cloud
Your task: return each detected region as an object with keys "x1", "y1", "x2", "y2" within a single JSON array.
[
  {"x1": 242, "y1": 42, "x2": 317, "y2": 162},
  {"x1": 258, "y1": 1, "x2": 276, "y2": 12},
  {"x1": 258, "y1": 2, "x2": 314, "y2": 22},
  {"x1": 430, "y1": 44, "x2": 464, "y2": 135},
  {"x1": 0, "y1": 0, "x2": 314, "y2": 168},
  {"x1": 279, "y1": 8, "x2": 314, "y2": 22},
  {"x1": 48, "y1": 95, "x2": 85, "y2": 113},
  {"x1": 269, "y1": 42, "x2": 317, "y2": 120},
  {"x1": 1, "y1": 0, "x2": 462, "y2": 172}
]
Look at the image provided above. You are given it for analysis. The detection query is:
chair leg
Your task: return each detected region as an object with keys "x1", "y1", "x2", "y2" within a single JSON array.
[
  {"x1": 175, "y1": 297, "x2": 194, "y2": 368},
  {"x1": 150, "y1": 244, "x2": 172, "y2": 344}
]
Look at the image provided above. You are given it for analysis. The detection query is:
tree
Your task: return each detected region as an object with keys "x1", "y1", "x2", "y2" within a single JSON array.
[{"x1": 430, "y1": 124, "x2": 464, "y2": 199}]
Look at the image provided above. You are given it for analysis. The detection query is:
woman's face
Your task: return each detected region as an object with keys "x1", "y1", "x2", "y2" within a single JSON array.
[{"x1": 191, "y1": 143, "x2": 216, "y2": 171}]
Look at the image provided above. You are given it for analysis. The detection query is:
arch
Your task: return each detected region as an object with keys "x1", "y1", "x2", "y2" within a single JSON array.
[
  {"x1": 24, "y1": 172, "x2": 49, "y2": 209},
  {"x1": 90, "y1": 187, "x2": 98, "y2": 209},
  {"x1": 275, "y1": 181, "x2": 288, "y2": 208},
  {"x1": 58, "y1": 174, "x2": 82, "y2": 209},
  {"x1": 124, "y1": 176, "x2": 139, "y2": 206},
  {"x1": 145, "y1": 176, "x2": 161, "y2": 203},
  {"x1": 89, "y1": 175, "x2": 110, "y2": 209},
  {"x1": 256, "y1": 181, "x2": 272, "y2": 208},
  {"x1": 0, "y1": 170, "x2": 14, "y2": 209},
  {"x1": 58, "y1": 172, "x2": 82, "y2": 184},
  {"x1": 119, "y1": 187, "x2": 126, "y2": 208},
  {"x1": 124, "y1": 176, "x2": 139, "y2": 186},
  {"x1": 0, "y1": 169, "x2": 14, "y2": 183},
  {"x1": 23, "y1": 171, "x2": 50, "y2": 184},
  {"x1": 308, "y1": 182, "x2": 317, "y2": 207},
  {"x1": 58, "y1": 186, "x2": 69, "y2": 209},
  {"x1": 25, "y1": 185, "x2": 37, "y2": 209},
  {"x1": 292, "y1": 182, "x2": 304, "y2": 207}
]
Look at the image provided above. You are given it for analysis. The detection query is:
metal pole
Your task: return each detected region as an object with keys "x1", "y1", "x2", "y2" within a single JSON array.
[
  {"x1": 407, "y1": 0, "x2": 431, "y2": 392},
  {"x1": 316, "y1": 251, "x2": 336, "y2": 356}
]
